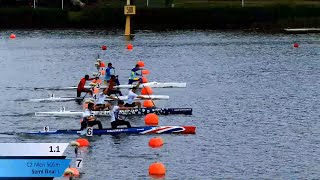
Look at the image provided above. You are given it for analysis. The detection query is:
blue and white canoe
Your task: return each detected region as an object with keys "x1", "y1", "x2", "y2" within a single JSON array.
[
  {"x1": 25, "y1": 126, "x2": 196, "y2": 135},
  {"x1": 35, "y1": 108, "x2": 193, "y2": 117}
]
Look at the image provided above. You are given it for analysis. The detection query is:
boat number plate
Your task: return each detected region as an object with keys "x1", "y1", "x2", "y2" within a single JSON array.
[
  {"x1": 86, "y1": 127, "x2": 93, "y2": 136},
  {"x1": 76, "y1": 158, "x2": 83, "y2": 169},
  {"x1": 43, "y1": 126, "x2": 49, "y2": 132}
]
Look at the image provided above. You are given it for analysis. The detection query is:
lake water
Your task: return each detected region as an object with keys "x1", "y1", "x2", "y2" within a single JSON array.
[{"x1": 0, "y1": 30, "x2": 319, "y2": 179}]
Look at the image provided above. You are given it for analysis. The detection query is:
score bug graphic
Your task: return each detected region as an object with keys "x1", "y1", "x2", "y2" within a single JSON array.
[
  {"x1": 49, "y1": 146, "x2": 60, "y2": 153},
  {"x1": 0, "y1": 143, "x2": 71, "y2": 178}
]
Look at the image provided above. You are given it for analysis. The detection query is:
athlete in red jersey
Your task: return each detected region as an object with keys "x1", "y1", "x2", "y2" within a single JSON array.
[
  {"x1": 77, "y1": 75, "x2": 95, "y2": 97},
  {"x1": 107, "y1": 75, "x2": 123, "y2": 96}
]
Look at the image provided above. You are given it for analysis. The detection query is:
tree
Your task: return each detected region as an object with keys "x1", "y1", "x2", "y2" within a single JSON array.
[{"x1": 165, "y1": 0, "x2": 173, "y2": 7}]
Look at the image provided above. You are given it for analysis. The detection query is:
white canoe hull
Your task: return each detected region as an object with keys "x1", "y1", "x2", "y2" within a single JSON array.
[
  {"x1": 29, "y1": 97, "x2": 77, "y2": 102},
  {"x1": 29, "y1": 95, "x2": 169, "y2": 102},
  {"x1": 34, "y1": 82, "x2": 186, "y2": 90},
  {"x1": 86, "y1": 95, "x2": 169, "y2": 101},
  {"x1": 284, "y1": 28, "x2": 320, "y2": 32}
]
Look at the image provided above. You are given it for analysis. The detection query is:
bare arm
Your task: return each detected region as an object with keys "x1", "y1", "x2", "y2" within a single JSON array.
[
  {"x1": 137, "y1": 95, "x2": 149, "y2": 99},
  {"x1": 108, "y1": 95, "x2": 119, "y2": 100}
]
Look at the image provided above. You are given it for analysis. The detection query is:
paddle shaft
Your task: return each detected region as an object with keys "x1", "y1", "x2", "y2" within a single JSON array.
[
  {"x1": 142, "y1": 84, "x2": 156, "y2": 107},
  {"x1": 139, "y1": 69, "x2": 155, "y2": 107},
  {"x1": 80, "y1": 92, "x2": 89, "y2": 103}
]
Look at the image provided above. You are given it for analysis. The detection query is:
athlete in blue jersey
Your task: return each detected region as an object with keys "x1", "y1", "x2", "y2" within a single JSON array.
[
  {"x1": 128, "y1": 64, "x2": 142, "y2": 84},
  {"x1": 105, "y1": 63, "x2": 120, "y2": 85}
]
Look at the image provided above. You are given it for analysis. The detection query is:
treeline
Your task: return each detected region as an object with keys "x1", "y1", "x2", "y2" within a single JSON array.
[{"x1": 0, "y1": 6, "x2": 319, "y2": 30}]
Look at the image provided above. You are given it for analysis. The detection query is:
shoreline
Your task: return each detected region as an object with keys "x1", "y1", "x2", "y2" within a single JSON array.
[{"x1": 0, "y1": 6, "x2": 319, "y2": 32}]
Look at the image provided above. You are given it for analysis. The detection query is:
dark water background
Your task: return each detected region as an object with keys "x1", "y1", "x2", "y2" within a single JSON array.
[{"x1": 0, "y1": 30, "x2": 319, "y2": 179}]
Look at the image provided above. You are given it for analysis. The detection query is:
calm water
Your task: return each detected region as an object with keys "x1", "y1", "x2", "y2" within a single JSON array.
[{"x1": 0, "y1": 30, "x2": 319, "y2": 179}]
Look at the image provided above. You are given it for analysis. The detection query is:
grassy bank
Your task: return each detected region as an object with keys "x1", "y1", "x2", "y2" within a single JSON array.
[{"x1": 0, "y1": 5, "x2": 320, "y2": 31}]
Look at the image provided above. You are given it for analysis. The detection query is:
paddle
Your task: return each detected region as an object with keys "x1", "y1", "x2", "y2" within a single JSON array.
[{"x1": 80, "y1": 92, "x2": 88, "y2": 103}]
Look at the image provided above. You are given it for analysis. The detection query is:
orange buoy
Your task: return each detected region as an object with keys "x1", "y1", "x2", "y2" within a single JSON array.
[
  {"x1": 9, "y1": 34, "x2": 16, "y2": 39},
  {"x1": 76, "y1": 138, "x2": 90, "y2": 147},
  {"x1": 69, "y1": 168, "x2": 80, "y2": 176},
  {"x1": 142, "y1": 69, "x2": 150, "y2": 75},
  {"x1": 137, "y1": 60, "x2": 145, "y2": 67},
  {"x1": 141, "y1": 77, "x2": 148, "y2": 83},
  {"x1": 148, "y1": 137, "x2": 164, "y2": 148},
  {"x1": 63, "y1": 167, "x2": 80, "y2": 177},
  {"x1": 293, "y1": 43, "x2": 299, "y2": 48},
  {"x1": 101, "y1": 45, "x2": 107, "y2": 50},
  {"x1": 145, "y1": 113, "x2": 158, "y2": 125},
  {"x1": 141, "y1": 86, "x2": 153, "y2": 95},
  {"x1": 143, "y1": 100, "x2": 155, "y2": 108},
  {"x1": 149, "y1": 162, "x2": 166, "y2": 176},
  {"x1": 127, "y1": 44, "x2": 133, "y2": 50}
]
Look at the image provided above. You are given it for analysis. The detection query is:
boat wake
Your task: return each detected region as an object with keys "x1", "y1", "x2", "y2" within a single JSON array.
[
  {"x1": 5, "y1": 86, "x2": 35, "y2": 91},
  {"x1": 2, "y1": 112, "x2": 34, "y2": 117}
]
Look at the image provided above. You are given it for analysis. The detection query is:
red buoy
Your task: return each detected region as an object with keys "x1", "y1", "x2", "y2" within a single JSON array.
[
  {"x1": 149, "y1": 162, "x2": 166, "y2": 176},
  {"x1": 137, "y1": 60, "x2": 145, "y2": 67},
  {"x1": 142, "y1": 69, "x2": 150, "y2": 75},
  {"x1": 101, "y1": 45, "x2": 107, "y2": 50},
  {"x1": 76, "y1": 138, "x2": 90, "y2": 147},
  {"x1": 141, "y1": 86, "x2": 153, "y2": 95},
  {"x1": 145, "y1": 113, "x2": 158, "y2": 125},
  {"x1": 141, "y1": 77, "x2": 148, "y2": 83},
  {"x1": 9, "y1": 34, "x2": 16, "y2": 39},
  {"x1": 127, "y1": 44, "x2": 133, "y2": 50},
  {"x1": 148, "y1": 137, "x2": 164, "y2": 148}
]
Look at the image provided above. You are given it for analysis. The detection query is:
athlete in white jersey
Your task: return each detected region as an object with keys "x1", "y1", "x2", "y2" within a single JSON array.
[
  {"x1": 94, "y1": 88, "x2": 115, "y2": 111},
  {"x1": 81, "y1": 103, "x2": 103, "y2": 130},
  {"x1": 111, "y1": 100, "x2": 134, "y2": 129},
  {"x1": 124, "y1": 82, "x2": 148, "y2": 108}
]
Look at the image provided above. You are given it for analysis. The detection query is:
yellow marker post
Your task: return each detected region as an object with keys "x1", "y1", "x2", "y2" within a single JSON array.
[{"x1": 124, "y1": 0, "x2": 136, "y2": 39}]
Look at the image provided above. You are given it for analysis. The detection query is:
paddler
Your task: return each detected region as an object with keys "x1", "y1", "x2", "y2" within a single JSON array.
[
  {"x1": 128, "y1": 64, "x2": 142, "y2": 84},
  {"x1": 77, "y1": 75, "x2": 95, "y2": 97},
  {"x1": 96, "y1": 59, "x2": 106, "y2": 69},
  {"x1": 124, "y1": 82, "x2": 148, "y2": 108},
  {"x1": 107, "y1": 75, "x2": 123, "y2": 96},
  {"x1": 93, "y1": 88, "x2": 115, "y2": 111},
  {"x1": 80, "y1": 102, "x2": 103, "y2": 130},
  {"x1": 110, "y1": 100, "x2": 133, "y2": 129},
  {"x1": 104, "y1": 63, "x2": 120, "y2": 85}
]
